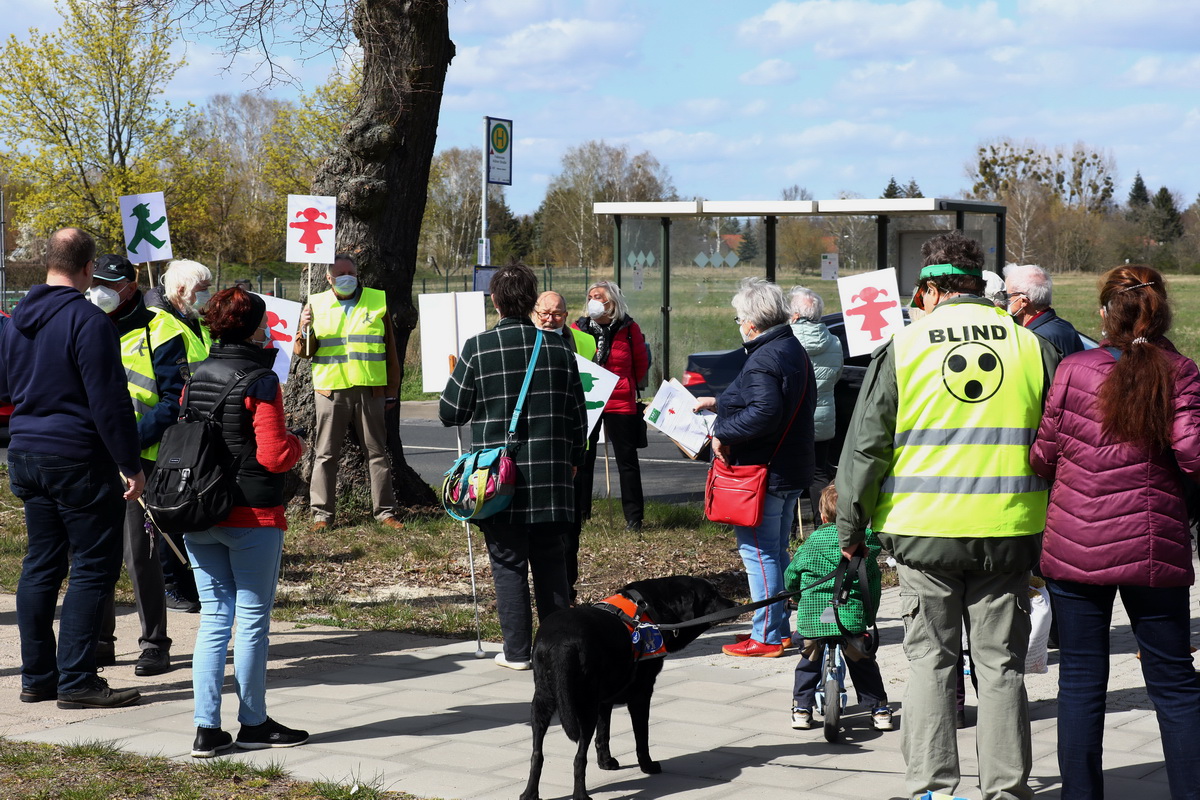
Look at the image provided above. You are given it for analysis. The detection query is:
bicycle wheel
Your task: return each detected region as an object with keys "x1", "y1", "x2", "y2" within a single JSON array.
[{"x1": 823, "y1": 647, "x2": 841, "y2": 743}]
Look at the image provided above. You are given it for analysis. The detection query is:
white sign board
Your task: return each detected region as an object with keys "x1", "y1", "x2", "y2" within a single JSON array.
[
  {"x1": 821, "y1": 253, "x2": 839, "y2": 281},
  {"x1": 644, "y1": 379, "x2": 715, "y2": 458},
  {"x1": 119, "y1": 191, "x2": 173, "y2": 262},
  {"x1": 255, "y1": 292, "x2": 303, "y2": 385},
  {"x1": 486, "y1": 117, "x2": 512, "y2": 186},
  {"x1": 574, "y1": 353, "x2": 618, "y2": 438},
  {"x1": 837, "y1": 268, "x2": 905, "y2": 357},
  {"x1": 419, "y1": 292, "x2": 488, "y2": 393},
  {"x1": 286, "y1": 194, "x2": 337, "y2": 264}
]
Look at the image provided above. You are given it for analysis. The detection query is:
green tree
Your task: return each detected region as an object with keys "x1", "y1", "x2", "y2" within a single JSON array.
[
  {"x1": 738, "y1": 227, "x2": 760, "y2": 263},
  {"x1": 903, "y1": 178, "x2": 924, "y2": 198},
  {"x1": 1128, "y1": 173, "x2": 1151, "y2": 208},
  {"x1": 882, "y1": 176, "x2": 903, "y2": 199},
  {"x1": 1149, "y1": 187, "x2": 1184, "y2": 243},
  {"x1": 0, "y1": 0, "x2": 212, "y2": 253}
]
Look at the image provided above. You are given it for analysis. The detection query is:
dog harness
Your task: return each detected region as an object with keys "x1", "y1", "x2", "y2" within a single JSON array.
[{"x1": 594, "y1": 592, "x2": 668, "y2": 660}]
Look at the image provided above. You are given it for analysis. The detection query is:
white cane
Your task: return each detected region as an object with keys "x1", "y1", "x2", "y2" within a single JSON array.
[{"x1": 450, "y1": 296, "x2": 487, "y2": 660}]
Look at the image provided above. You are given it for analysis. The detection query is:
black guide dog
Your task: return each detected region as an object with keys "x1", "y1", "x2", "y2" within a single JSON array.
[{"x1": 519, "y1": 575, "x2": 736, "y2": 800}]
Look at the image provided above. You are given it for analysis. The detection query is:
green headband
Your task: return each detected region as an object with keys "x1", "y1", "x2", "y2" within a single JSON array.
[{"x1": 919, "y1": 262, "x2": 982, "y2": 280}]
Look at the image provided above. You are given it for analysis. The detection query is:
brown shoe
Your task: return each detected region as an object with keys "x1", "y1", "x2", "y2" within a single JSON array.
[
  {"x1": 312, "y1": 521, "x2": 330, "y2": 533},
  {"x1": 379, "y1": 517, "x2": 404, "y2": 531}
]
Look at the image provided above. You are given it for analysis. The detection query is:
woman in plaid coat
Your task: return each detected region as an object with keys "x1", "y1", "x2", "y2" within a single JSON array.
[{"x1": 439, "y1": 264, "x2": 588, "y2": 669}]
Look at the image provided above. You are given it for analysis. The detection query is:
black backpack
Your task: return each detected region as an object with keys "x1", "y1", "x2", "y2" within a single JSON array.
[{"x1": 144, "y1": 367, "x2": 272, "y2": 534}]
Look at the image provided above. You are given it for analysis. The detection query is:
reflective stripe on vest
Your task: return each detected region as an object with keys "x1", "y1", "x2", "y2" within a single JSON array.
[
  {"x1": 873, "y1": 302, "x2": 1047, "y2": 538},
  {"x1": 310, "y1": 287, "x2": 388, "y2": 390},
  {"x1": 120, "y1": 312, "x2": 185, "y2": 462},
  {"x1": 150, "y1": 307, "x2": 210, "y2": 374}
]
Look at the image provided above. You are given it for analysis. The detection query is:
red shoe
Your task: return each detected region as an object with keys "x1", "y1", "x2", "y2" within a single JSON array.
[
  {"x1": 722, "y1": 639, "x2": 785, "y2": 658},
  {"x1": 734, "y1": 633, "x2": 791, "y2": 649}
]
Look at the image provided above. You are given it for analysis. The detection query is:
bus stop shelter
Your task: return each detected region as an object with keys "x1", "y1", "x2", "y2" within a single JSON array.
[{"x1": 592, "y1": 197, "x2": 1007, "y2": 385}]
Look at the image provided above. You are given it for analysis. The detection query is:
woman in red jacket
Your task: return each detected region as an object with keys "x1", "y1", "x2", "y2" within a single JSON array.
[
  {"x1": 182, "y1": 287, "x2": 307, "y2": 758},
  {"x1": 574, "y1": 280, "x2": 649, "y2": 530},
  {"x1": 1030, "y1": 265, "x2": 1200, "y2": 799}
]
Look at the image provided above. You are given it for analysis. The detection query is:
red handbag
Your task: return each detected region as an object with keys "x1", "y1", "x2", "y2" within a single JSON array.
[{"x1": 704, "y1": 378, "x2": 807, "y2": 528}]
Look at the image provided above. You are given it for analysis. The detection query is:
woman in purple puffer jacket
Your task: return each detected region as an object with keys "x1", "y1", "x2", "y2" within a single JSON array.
[{"x1": 1030, "y1": 264, "x2": 1200, "y2": 800}]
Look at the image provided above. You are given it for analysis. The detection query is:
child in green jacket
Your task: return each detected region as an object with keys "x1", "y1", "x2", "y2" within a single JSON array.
[{"x1": 786, "y1": 483, "x2": 893, "y2": 731}]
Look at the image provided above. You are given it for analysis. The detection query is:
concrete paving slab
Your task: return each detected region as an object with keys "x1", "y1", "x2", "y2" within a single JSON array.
[{"x1": 3, "y1": 582, "x2": 1197, "y2": 800}]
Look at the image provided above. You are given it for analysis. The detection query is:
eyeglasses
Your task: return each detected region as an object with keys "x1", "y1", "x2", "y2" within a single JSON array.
[
  {"x1": 734, "y1": 316, "x2": 745, "y2": 324},
  {"x1": 535, "y1": 309, "x2": 566, "y2": 319}
]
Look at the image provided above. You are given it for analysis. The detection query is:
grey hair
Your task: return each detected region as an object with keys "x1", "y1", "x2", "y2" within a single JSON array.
[
  {"x1": 163, "y1": 259, "x2": 212, "y2": 298},
  {"x1": 1003, "y1": 263, "x2": 1052, "y2": 308},
  {"x1": 587, "y1": 280, "x2": 628, "y2": 322},
  {"x1": 788, "y1": 286, "x2": 824, "y2": 322},
  {"x1": 732, "y1": 277, "x2": 788, "y2": 330}
]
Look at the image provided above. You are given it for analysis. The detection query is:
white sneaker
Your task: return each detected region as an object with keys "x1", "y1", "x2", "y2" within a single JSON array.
[
  {"x1": 871, "y1": 706, "x2": 894, "y2": 731},
  {"x1": 494, "y1": 653, "x2": 532, "y2": 671},
  {"x1": 791, "y1": 707, "x2": 813, "y2": 730}
]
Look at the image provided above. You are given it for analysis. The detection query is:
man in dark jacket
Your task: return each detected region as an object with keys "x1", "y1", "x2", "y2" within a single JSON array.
[
  {"x1": 0, "y1": 228, "x2": 145, "y2": 709},
  {"x1": 93, "y1": 254, "x2": 189, "y2": 677},
  {"x1": 1004, "y1": 263, "x2": 1083, "y2": 357},
  {"x1": 837, "y1": 233, "x2": 1060, "y2": 800},
  {"x1": 440, "y1": 264, "x2": 587, "y2": 670}
]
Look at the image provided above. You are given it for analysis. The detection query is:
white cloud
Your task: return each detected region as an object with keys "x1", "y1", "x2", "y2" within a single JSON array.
[
  {"x1": 740, "y1": 59, "x2": 798, "y2": 86},
  {"x1": 1122, "y1": 56, "x2": 1200, "y2": 89},
  {"x1": 447, "y1": 18, "x2": 639, "y2": 92},
  {"x1": 1019, "y1": 0, "x2": 1200, "y2": 49},
  {"x1": 738, "y1": 0, "x2": 1017, "y2": 57}
]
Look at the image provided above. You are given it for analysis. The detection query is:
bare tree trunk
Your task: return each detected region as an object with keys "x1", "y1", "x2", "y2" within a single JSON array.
[{"x1": 284, "y1": 0, "x2": 452, "y2": 516}]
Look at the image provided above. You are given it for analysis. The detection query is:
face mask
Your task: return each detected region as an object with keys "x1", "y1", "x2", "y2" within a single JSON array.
[
  {"x1": 586, "y1": 298, "x2": 606, "y2": 319},
  {"x1": 333, "y1": 275, "x2": 358, "y2": 295},
  {"x1": 85, "y1": 285, "x2": 120, "y2": 314},
  {"x1": 549, "y1": 325, "x2": 565, "y2": 335},
  {"x1": 192, "y1": 289, "x2": 212, "y2": 311},
  {"x1": 255, "y1": 325, "x2": 273, "y2": 348},
  {"x1": 739, "y1": 325, "x2": 753, "y2": 344}
]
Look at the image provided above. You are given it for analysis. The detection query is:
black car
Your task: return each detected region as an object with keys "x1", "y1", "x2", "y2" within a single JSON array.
[{"x1": 682, "y1": 310, "x2": 1095, "y2": 460}]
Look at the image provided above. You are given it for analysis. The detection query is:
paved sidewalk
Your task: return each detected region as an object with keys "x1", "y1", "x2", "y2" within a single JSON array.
[{"x1": 0, "y1": 587, "x2": 1186, "y2": 799}]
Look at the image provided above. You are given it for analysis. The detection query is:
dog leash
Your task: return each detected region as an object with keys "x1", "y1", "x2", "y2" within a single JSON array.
[{"x1": 652, "y1": 556, "x2": 866, "y2": 632}]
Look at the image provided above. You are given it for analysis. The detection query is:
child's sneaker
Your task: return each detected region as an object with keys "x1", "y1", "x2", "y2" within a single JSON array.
[
  {"x1": 791, "y1": 707, "x2": 813, "y2": 730},
  {"x1": 871, "y1": 706, "x2": 894, "y2": 731}
]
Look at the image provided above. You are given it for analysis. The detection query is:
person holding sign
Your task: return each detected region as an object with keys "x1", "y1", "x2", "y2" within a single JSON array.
[
  {"x1": 295, "y1": 255, "x2": 404, "y2": 531},
  {"x1": 1, "y1": 228, "x2": 144, "y2": 710},
  {"x1": 573, "y1": 280, "x2": 649, "y2": 531},
  {"x1": 694, "y1": 278, "x2": 816, "y2": 658},
  {"x1": 91, "y1": 255, "x2": 189, "y2": 678},
  {"x1": 836, "y1": 232, "x2": 1060, "y2": 800}
]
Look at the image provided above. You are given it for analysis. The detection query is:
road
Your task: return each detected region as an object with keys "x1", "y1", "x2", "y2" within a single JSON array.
[{"x1": 398, "y1": 414, "x2": 711, "y2": 507}]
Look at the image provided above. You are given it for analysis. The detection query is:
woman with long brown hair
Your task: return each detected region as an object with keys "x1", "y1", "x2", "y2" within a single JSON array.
[{"x1": 1030, "y1": 265, "x2": 1200, "y2": 799}]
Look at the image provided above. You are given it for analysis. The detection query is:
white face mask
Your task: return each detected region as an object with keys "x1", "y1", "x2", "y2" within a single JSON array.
[
  {"x1": 333, "y1": 275, "x2": 358, "y2": 295},
  {"x1": 85, "y1": 285, "x2": 120, "y2": 314},
  {"x1": 739, "y1": 325, "x2": 753, "y2": 344},
  {"x1": 586, "y1": 298, "x2": 607, "y2": 319},
  {"x1": 192, "y1": 289, "x2": 212, "y2": 311}
]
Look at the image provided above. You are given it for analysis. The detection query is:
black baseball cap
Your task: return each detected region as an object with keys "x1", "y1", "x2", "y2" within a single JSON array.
[{"x1": 94, "y1": 254, "x2": 136, "y2": 283}]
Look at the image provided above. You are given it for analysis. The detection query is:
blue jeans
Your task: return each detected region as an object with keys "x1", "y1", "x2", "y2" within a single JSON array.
[
  {"x1": 1049, "y1": 579, "x2": 1200, "y2": 800},
  {"x1": 10, "y1": 450, "x2": 125, "y2": 694},
  {"x1": 793, "y1": 640, "x2": 888, "y2": 709},
  {"x1": 185, "y1": 526, "x2": 284, "y2": 729},
  {"x1": 735, "y1": 489, "x2": 798, "y2": 645}
]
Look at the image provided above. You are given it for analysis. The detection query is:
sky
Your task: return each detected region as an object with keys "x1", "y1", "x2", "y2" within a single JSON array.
[{"x1": 6, "y1": 0, "x2": 1199, "y2": 217}]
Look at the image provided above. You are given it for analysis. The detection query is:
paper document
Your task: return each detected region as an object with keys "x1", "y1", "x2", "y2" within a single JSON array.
[{"x1": 643, "y1": 379, "x2": 715, "y2": 458}]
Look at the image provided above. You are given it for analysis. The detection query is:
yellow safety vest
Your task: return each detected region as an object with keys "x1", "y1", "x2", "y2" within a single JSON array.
[
  {"x1": 150, "y1": 307, "x2": 211, "y2": 375},
  {"x1": 873, "y1": 301, "x2": 1048, "y2": 538},
  {"x1": 310, "y1": 288, "x2": 388, "y2": 390},
  {"x1": 121, "y1": 312, "x2": 186, "y2": 462}
]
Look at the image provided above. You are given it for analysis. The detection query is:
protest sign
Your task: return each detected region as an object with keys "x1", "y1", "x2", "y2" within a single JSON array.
[
  {"x1": 255, "y1": 293, "x2": 302, "y2": 385},
  {"x1": 286, "y1": 195, "x2": 337, "y2": 264},
  {"x1": 119, "y1": 192, "x2": 172, "y2": 262},
  {"x1": 837, "y1": 268, "x2": 904, "y2": 357},
  {"x1": 419, "y1": 292, "x2": 488, "y2": 392},
  {"x1": 574, "y1": 354, "x2": 617, "y2": 437}
]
